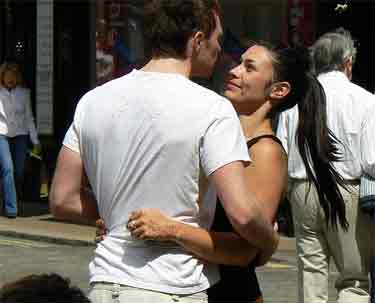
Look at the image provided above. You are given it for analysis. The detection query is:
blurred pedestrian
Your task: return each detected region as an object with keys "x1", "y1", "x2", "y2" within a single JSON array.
[
  {"x1": 0, "y1": 62, "x2": 40, "y2": 218},
  {"x1": 277, "y1": 27, "x2": 375, "y2": 303},
  {"x1": 0, "y1": 273, "x2": 90, "y2": 303}
]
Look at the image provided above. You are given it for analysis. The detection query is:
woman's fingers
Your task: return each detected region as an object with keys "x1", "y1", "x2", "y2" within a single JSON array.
[
  {"x1": 130, "y1": 226, "x2": 144, "y2": 239},
  {"x1": 129, "y1": 209, "x2": 144, "y2": 221},
  {"x1": 128, "y1": 219, "x2": 156, "y2": 240},
  {"x1": 127, "y1": 218, "x2": 142, "y2": 231},
  {"x1": 127, "y1": 208, "x2": 174, "y2": 241},
  {"x1": 130, "y1": 225, "x2": 154, "y2": 240}
]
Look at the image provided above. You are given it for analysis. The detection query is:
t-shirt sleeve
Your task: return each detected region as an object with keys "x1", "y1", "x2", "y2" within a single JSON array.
[
  {"x1": 63, "y1": 124, "x2": 80, "y2": 153},
  {"x1": 62, "y1": 94, "x2": 88, "y2": 154},
  {"x1": 200, "y1": 99, "x2": 250, "y2": 176}
]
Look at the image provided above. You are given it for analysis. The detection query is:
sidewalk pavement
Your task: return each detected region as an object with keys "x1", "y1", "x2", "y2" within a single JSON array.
[{"x1": 0, "y1": 200, "x2": 296, "y2": 251}]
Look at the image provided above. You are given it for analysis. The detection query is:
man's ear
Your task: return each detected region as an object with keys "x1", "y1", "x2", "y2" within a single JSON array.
[
  {"x1": 187, "y1": 31, "x2": 205, "y2": 57},
  {"x1": 191, "y1": 31, "x2": 205, "y2": 53},
  {"x1": 344, "y1": 56, "x2": 353, "y2": 80},
  {"x1": 268, "y1": 81, "x2": 291, "y2": 100}
]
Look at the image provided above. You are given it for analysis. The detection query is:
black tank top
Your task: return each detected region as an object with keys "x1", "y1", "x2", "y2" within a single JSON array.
[
  {"x1": 246, "y1": 134, "x2": 283, "y2": 150},
  {"x1": 207, "y1": 135, "x2": 283, "y2": 302}
]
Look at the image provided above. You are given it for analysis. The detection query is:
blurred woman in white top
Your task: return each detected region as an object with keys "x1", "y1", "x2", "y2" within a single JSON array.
[{"x1": 0, "y1": 62, "x2": 39, "y2": 218}]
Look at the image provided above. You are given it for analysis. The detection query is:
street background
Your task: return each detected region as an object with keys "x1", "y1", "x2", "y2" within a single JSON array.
[
  {"x1": 0, "y1": 236, "x2": 339, "y2": 303},
  {"x1": 0, "y1": 201, "x2": 339, "y2": 303}
]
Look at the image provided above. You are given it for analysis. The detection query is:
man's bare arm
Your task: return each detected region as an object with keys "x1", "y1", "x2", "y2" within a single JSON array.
[
  {"x1": 211, "y1": 161, "x2": 279, "y2": 254},
  {"x1": 49, "y1": 146, "x2": 99, "y2": 225}
]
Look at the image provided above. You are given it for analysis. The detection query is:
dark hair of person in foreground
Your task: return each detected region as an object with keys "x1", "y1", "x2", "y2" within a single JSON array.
[{"x1": 0, "y1": 273, "x2": 90, "y2": 303}]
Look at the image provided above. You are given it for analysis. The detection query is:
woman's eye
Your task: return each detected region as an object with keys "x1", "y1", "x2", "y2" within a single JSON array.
[{"x1": 245, "y1": 65, "x2": 253, "y2": 72}]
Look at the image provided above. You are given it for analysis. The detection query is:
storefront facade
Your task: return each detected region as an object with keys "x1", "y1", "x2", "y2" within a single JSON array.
[
  {"x1": 0, "y1": 0, "x2": 318, "y2": 143},
  {"x1": 316, "y1": 1, "x2": 375, "y2": 91},
  {"x1": 0, "y1": 0, "x2": 37, "y2": 116},
  {"x1": 2, "y1": 1, "x2": 375, "y2": 139},
  {"x1": 93, "y1": 0, "x2": 291, "y2": 89},
  {"x1": 1, "y1": 0, "x2": 375, "y2": 204}
]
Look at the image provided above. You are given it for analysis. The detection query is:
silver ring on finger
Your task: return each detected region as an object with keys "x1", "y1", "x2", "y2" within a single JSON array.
[{"x1": 128, "y1": 220, "x2": 136, "y2": 230}]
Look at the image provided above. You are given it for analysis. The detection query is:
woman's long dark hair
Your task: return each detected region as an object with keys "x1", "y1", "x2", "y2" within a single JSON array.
[{"x1": 267, "y1": 45, "x2": 348, "y2": 230}]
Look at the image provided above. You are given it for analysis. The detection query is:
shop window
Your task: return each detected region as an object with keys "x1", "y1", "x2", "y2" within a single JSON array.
[
  {"x1": 93, "y1": 0, "x2": 310, "y2": 96},
  {"x1": 95, "y1": 1, "x2": 146, "y2": 86}
]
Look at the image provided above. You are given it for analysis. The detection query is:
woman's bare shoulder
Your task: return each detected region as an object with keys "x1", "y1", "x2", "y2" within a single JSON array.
[{"x1": 249, "y1": 136, "x2": 286, "y2": 163}]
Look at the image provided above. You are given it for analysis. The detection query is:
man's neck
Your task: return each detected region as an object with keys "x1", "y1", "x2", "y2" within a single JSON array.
[{"x1": 141, "y1": 57, "x2": 192, "y2": 78}]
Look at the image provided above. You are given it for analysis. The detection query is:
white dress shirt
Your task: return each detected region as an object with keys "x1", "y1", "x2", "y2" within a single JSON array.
[
  {"x1": 0, "y1": 86, "x2": 39, "y2": 145},
  {"x1": 277, "y1": 71, "x2": 375, "y2": 180}
]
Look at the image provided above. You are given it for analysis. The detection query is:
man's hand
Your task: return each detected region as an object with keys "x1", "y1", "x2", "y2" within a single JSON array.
[{"x1": 94, "y1": 218, "x2": 108, "y2": 244}]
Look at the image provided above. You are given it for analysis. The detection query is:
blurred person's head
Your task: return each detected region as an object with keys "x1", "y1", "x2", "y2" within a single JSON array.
[
  {"x1": 0, "y1": 273, "x2": 90, "y2": 303},
  {"x1": 310, "y1": 27, "x2": 357, "y2": 80},
  {"x1": 0, "y1": 62, "x2": 24, "y2": 90},
  {"x1": 144, "y1": 0, "x2": 222, "y2": 78},
  {"x1": 224, "y1": 41, "x2": 348, "y2": 230}
]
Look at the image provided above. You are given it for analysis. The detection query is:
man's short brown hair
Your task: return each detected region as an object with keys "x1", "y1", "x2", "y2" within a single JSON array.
[{"x1": 144, "y1": 0, "x2": 221, "y2": 59}]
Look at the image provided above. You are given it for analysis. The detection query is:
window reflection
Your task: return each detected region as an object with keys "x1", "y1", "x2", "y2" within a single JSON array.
[{"x1": 95, "y1": 1, "x2": 145, "y2": 86}]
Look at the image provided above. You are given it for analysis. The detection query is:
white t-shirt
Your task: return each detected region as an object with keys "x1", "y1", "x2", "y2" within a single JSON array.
[
  {"x1": 277, "y1": 71, "x2": 375, "y2": 180},
  {"x1": 63, "y1": 69, "x2": 250, "y2": 294}
]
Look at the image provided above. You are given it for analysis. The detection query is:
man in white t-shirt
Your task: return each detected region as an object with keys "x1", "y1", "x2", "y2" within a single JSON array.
[{"x1": 49, "y1": 1, "x2": 279, "y2": 302}]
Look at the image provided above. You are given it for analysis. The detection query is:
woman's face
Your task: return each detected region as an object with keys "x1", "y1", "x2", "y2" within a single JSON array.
[
  {"x1": 224, "y1": 45, "x2": 274, "y2": 114},
  {"x1": 3, "y1": 70, "x2": 17, "y2": 90}
]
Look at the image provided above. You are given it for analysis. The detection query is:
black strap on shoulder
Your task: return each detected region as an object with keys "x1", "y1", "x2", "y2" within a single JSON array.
[{"x1": 247, "y1": 134, "x2": 283, "y2": 149}]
